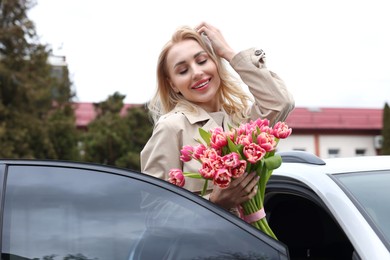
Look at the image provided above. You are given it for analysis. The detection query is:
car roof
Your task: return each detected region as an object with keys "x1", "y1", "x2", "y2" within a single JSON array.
[
  {"x1": 276, "y1": 151, "x2": 390, "y2": 176},
  {"x1": 321, "y1": 156, "x2": 390, "y2": 174}
]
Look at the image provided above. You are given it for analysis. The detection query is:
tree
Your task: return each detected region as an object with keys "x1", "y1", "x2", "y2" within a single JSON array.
[
  {"x1": 81, "y1": 92, "x2": 153, "y2": 171},
  {"x1": 381, "y1": 102, "x2": 390, "y2": 155},
  {"x1": 0, "y1": 0, "x2": 78, "y2": 159},
  {"x1": 82, "y1": 92, "x2": 130, "y2": 165},
  {"x1": 63, "y1": 253, "x2": 98, "y2": 260},
  {"x1": 115, "y1": 104, "x2": 153, "y2": 170}
]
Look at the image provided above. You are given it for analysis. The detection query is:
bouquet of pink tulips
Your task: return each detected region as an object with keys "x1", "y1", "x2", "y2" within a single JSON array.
[{"x1": 168, "y1": 118, "x2": 292, "y2": 240}]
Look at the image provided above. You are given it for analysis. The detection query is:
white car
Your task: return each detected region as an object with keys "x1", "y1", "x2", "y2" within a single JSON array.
[
  {"x1": 2, "y1": 152, "x2": 389, "y2": 260},
  {"x1": 266, "y1": 151, "x2": 390, "y2": 260}
]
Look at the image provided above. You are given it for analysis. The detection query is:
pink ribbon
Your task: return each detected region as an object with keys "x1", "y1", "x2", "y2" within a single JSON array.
[{"x1": 242, "y1": 208, "x2": 266, "y2": 223}]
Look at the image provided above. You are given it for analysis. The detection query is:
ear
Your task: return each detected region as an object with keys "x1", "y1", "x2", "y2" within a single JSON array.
[{"x1": 168, "y1": 79, "x2": 179, "y2": 93}]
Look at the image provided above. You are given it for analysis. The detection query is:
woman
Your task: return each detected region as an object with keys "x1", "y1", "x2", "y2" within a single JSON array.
[{"x1": 141, "y1": 22, "x2": 294, "y2": 212}]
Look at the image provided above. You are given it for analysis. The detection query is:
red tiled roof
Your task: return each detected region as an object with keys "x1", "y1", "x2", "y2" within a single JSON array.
[
  {"x1": 73, "y1": 102, "x2": 142, "y2": 128},
  {"x1": 285, "y1": 107, "x2": 383, "y2": 130},
  {"x1": 73, "y1": 103, "x2": 383, "y2": 131}
]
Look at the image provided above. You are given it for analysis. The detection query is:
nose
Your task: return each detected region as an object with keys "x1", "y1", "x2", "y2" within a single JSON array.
[{"x1": 191, "y1": 64, "x2": 204, "y2": 80}]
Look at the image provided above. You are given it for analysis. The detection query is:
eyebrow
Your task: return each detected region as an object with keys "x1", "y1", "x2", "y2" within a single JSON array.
[{"x1": 173, "y1": 51, "x2": 207, "y2": 69}]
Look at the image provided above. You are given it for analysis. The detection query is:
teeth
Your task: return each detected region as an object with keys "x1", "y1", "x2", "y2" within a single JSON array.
[{"x1": 194, "y1": 81, "x2": 208, "y2": 89}]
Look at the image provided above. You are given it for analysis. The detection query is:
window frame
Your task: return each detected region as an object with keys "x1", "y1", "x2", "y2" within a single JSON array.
[{"x1": 265, "y1": 175, "x2": 356, "y2": 259}]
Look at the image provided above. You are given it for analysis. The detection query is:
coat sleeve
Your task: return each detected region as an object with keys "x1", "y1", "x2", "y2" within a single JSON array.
[
  {"x1": 140, "y1": 116, "x2": 182, "y2": 181},
  {"x1": 230, "y1": 48, "x2": 295, "y2": 125}
]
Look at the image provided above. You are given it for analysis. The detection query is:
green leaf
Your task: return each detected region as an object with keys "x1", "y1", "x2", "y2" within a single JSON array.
[
  {"x1": 222, "y1": 146, "x2": 229, "y2": 155},
  {"x1": 183, "y1": 172, "x2": 203, "y2": 179},
  {"x1": 199, "y1": 128, "x2": 211, "y2": 146},
  {"x1": 201, "y1": 179, "x2": 208, "y2": 196},
  {"x1": 252, "y1": 131, "x2": 258, "y2": 144},
  {"x1": 264, "y1": 154, "x2": 282, "y2": 170},
  {"x1": 256, "y1": 126, "x2": 261, "y2": 135},
  {"x1": 237, "y1": 144, "x2": 244, "y2": 158},
  {"x1": 227, "y1": 136, "x2": 239, "y2": 154}
]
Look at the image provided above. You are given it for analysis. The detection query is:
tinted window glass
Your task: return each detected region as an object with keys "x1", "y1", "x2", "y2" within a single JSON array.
[
  {"x1": 2, "y1": 165, "x2": 285, "y2": 260},
  {"x1": 335, "y1": 170, "x2": 390, "y2": 247}
]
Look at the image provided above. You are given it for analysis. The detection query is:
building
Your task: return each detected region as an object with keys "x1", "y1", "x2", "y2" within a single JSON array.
[
  {"x1": 278, "y1": 107, "x2": 383, "y2": 158},
  {"x1": 73, "y1": 104, "x2": 384, "y2": 158},
  {"x1": 74, "y1": 102, "x2": 142, "y2": 130}
]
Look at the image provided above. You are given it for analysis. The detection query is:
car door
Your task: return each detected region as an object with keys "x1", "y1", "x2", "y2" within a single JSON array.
[
  {"x1": 264, "y1": 176, "x2": 354, "y2": 260},
  {"x1": 0, "y1": 160, "x2": 289, "y2": 260}
]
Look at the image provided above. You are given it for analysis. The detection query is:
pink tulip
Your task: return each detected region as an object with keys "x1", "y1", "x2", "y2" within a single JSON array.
[
  {"x1": 210, "y1": 127, "x2": 228, "y2": 150},
  {"x1": 236, "y1": 124, "x2": 247, "y2": 136},
  {"x1": 180, "y1": 145, "x2": 194, "y2": 162},
  {"x1": 243, "y1": 143, "x2": 266, "y2": 163},
  {"x1": 212, "y1": 156, "x2": 225, "y2": 170},
  {"x1": 193, "y1": 143, "x2": 207, "y2": 160},
  {"x1": 257, "y1": 132, "x2": 276, "y2": 152},
  {"x1": 199, "y1": 160, "x2": 216, "y2": 179},
  {"x1": 253, "y1": 118, "x2": 270, "y2": 129},
  {"x1": 260, "y1": 125, "x2": 273, "y2": 134},
  {"x1": 222, "y1": 152, "x2": 241, "y2": 168},
  {"x1": 273, "y1": 122, "x2": 292, "y2": 139},
  {"x1": 213, "y1": 168, "x2": 232, "y2": 188},
  {"x1": 227, "y1": 129, "x2": 236, "y2": 142},
  {"x1": 202, "y1": 148, "x2": 220, "y2": 161},
  {"x1": 230, "y1": 160, "x2": 247, "y2": 178},
  {"x1": 236, "y1": 134, "x2": 252, "y2": 146},
  {"x1": 243, "y1": 122, "x2": 255, "y2": 134},
  {"x1": 168, "y1": 169, "x2": 185, "y2": 187}
]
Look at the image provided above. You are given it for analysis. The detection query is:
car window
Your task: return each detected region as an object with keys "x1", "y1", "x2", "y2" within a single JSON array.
[
  {"x1": 335, "y1": 170, "x2": 390, "y2": 248},
  {"x1": 1, "y1": 164, "x2": 288, "y2": 260}
]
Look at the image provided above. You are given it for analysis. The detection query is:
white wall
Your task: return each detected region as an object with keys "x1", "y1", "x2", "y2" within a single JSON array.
[
  {"x1": 277, "y1": 135, "x2": 316, "y2": 154},
  {"x1": 277, "y1": 134, "x2": 378, "y2": 158},
  {"x1": 319, "y1": 135, "x2": 377, "y2": 158}
]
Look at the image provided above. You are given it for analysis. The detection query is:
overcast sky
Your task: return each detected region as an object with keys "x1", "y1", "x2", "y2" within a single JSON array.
[{"x1": 29, "y1": 0, "x2": 389, "y2": 109}]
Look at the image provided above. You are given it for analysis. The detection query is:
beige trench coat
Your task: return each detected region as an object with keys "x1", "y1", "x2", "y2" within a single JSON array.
[{"x1": 140, "y1": 48, "x2": 295, "y2": 193}]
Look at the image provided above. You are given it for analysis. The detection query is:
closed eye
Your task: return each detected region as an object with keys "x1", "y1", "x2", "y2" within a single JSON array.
[
  {"x1": 198, "y1": 59, "x2": 207, "y2": 65},
  {"x1": 179, "y1": 68, "x2": 188, "y2": 75}
]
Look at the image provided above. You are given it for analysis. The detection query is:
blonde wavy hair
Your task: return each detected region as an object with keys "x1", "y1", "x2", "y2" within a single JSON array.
[{"x1": 147, "y1": 26, "x2": 253, "y2": 125}]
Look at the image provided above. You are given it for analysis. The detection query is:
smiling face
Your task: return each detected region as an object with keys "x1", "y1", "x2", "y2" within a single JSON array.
[{"x1": 165, "y1": 39, "x2": 221, "y2": 112}]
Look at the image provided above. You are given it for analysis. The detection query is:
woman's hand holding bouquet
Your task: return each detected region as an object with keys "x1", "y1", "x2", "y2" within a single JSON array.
[{"x1": 168, "y1": 118, "x2": 292, "y2": 239}]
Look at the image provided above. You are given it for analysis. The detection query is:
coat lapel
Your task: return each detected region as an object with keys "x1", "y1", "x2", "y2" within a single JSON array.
[{"x1": 172, "y1": 103, "x2": 230, "y2": 143}]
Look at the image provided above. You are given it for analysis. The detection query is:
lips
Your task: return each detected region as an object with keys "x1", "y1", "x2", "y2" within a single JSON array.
[{"x1": 192, "y1": 79, "x2": 210, "y2": 90}]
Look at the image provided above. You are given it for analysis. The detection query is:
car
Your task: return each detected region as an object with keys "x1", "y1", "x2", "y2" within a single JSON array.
[
  {"x1": 0, "y1": 159, "x2": 289, "y2": 260},
  {"x1": 2, "y1": 152, "x2": 389, "y2": 260},
  {"x1": 266, "y1": 151, "x2": 390, "y2": 260}
]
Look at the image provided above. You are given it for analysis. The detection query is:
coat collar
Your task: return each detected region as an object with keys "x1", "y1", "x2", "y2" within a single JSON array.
[
  {"x1": 172, "y1": 103, "x2": 211, "y2": 125},
  {"x1": 170, "y1": 103, "x2": 231, "y2": 131}
]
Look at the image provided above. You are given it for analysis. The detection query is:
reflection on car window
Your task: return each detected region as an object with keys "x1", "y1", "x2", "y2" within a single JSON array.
[
  {"x1": 2, "y1": 165, "x2": 286, "y2": 260},
  {"x1": 335, "y1": 170, "x2": 390, "y2": 247}
]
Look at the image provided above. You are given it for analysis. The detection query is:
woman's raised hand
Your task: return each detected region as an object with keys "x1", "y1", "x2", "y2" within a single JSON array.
[{"x1": 195, "y1": 22, "x2": 237, "y2": 62}]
